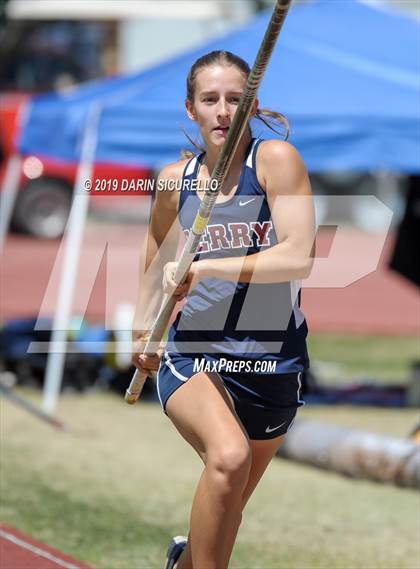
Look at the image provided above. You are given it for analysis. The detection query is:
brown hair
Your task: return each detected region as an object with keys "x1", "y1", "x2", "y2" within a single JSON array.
[{"x1": 182, "y1": 50, "x2": 289, "y2": 158}]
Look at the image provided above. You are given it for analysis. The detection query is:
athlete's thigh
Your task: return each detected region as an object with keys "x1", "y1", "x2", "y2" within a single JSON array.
[
  {"x1": 165, "y1": 371, "x2": 250, "y2": 462},
  {"x1": 241, "y1": 435, "x2": 285, "y2": 509}
]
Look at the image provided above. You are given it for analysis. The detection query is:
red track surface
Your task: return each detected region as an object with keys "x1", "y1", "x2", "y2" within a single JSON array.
[
  {"x1": 0, "y1": 524, "x2": 92, "y2": 569},
  {"x1": 1, "y1": 224, "x2": 418, "y2": 334}
]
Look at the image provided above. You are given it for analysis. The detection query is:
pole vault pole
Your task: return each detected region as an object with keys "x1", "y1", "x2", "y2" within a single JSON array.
[{"x1": 126, "y1": 0, "x2": 293, "y2": 404}]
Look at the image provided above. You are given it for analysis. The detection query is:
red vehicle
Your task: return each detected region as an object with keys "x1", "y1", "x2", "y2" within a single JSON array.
[{"x1": 0, "y1": 93, "x2": 152, "y2": 238}]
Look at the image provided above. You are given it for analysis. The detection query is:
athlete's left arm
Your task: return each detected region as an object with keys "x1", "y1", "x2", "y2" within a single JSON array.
[{"x1": 198, "y1": 140, "x2": 316, "y2": 284}]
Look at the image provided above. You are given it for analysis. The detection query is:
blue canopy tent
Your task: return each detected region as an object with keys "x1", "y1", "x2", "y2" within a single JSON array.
[{"x1": 18, "y1": 0, "x2": 420, "y2": 172}]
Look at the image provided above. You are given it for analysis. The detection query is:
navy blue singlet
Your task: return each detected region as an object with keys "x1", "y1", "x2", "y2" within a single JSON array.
[{"x1": 166, "y1": 138, "x2": 309, "y2": 374}]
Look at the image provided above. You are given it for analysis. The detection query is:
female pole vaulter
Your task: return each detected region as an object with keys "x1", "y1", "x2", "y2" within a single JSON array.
[{"x1": 132, "y1": 50, "x2": 315, "y2": 569}]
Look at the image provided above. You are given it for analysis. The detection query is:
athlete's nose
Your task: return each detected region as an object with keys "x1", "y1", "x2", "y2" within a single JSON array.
[{"x1": 216, "y1": 98, "x2": 230, "y2": 121}]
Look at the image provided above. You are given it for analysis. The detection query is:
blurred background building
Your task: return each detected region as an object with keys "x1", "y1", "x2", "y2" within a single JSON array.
[
  {"x1": 1, "y1": 0, "x2": 418, "y2": 91},
  {"x1": 1, "y1": 0, "x2": 258, "y2": 90}
]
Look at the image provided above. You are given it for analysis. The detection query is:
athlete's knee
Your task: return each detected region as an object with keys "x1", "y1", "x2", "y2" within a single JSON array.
[{"x1": 207, "y1": 443, "x2": 252, "y2": 493}]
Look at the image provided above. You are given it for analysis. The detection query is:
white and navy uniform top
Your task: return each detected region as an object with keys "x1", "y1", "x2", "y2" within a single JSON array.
[{"x1": 166, "y1": 138, "x2": 309, "y2": 374}]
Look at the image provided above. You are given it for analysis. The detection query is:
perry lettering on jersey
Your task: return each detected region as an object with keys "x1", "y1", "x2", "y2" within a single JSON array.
[{"x1": 184, "y1": 221, "x2": 273, "y2": 253}]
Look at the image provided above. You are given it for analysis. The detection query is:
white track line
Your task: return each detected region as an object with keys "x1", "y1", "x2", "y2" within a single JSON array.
[{"x1": 0, "y1": 528, "x2": 82, "y2": 569}]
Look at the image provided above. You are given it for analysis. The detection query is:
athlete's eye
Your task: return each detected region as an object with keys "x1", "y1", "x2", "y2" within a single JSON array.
[
  {"x1": 202, "y1": 96, "x2": 217, "y2": 104},
  {"x1": 229, "y1": 97, "x2": 241, "y2": 104}
]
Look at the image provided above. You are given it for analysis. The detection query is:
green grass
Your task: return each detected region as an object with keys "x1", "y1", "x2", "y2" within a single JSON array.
[
  {"x1": 1, "y1": 390, "x2": 419, "y2": 569},
  {"x1": 308, "y1": 334, "x2": 419, "y2": 383}
]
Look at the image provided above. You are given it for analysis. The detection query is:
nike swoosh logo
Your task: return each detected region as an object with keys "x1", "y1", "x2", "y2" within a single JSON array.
[
  {"x1": 265, "y1": 420, "x2": 287, "y2": 434},
  {"x1": 239, "y1": 198, "x2": 256, "y2": 207}
]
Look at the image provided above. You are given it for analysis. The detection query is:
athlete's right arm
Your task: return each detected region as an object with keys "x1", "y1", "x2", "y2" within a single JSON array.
[{"x1": 131, "y1": 160, "x2": 187, "y2": 373}]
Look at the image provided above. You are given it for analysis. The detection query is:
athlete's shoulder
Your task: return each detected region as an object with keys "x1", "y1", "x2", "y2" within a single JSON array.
[
  {"x1": 158, "y1": 158, "x2": 190, "y2": 182},
  {"x1": 155, "y1": 158, "x2": 191, "y2": 209},
  {"x1": 257, "y1": 139, "x2": 310, "y2": 196},
  {"x1": 153, "y1": 159, "x2": 189, "y2": 212},
  {"x1": 258, "y1": 139, "x2": 303, "y2": 166}
]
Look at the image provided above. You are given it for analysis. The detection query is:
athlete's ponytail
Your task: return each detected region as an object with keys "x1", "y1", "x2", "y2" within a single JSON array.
[{"x1": 256, "y1": 108, "x2": 289, "y2": 140}]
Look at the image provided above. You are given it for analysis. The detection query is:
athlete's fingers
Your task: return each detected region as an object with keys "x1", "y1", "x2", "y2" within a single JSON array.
[
  {"x1": 162, "y1": 260, "x2": 205, "y2": 298},
  {"x1": 162, "y1": 282, "x2": 188, "y2": 299},
  {"x1": 174, "y1": 284, "x2": 189, "y2": 299},
  {"x1": 138, "y1": 353, "x2": 161, "y2": 371},
  {"x1": 162, "y1": 261, "x2": 190, "y2": 298},
  {"x1": 131, "y1": 334, "x2": 164, "y2": 373},
  {"x1": 131, "y1": 336, "x2": 148, "y2": 369},
  {"x1": 165, "y1": 282, "x2": 188, "y2": 295},
  {"x1": 162, "y1": 261, "x2": 179, "y2": 292},
  {"x1": 133, "y1": 359, "x2": 148, "y2": 374}
]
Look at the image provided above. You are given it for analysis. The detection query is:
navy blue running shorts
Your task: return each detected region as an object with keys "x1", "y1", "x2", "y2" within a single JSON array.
[{"x1": 156, "y1": 351, "x2": 305, "y2": 440}]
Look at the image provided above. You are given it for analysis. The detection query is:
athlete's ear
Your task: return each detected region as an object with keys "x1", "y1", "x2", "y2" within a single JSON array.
[
  {"x1": 250, "y1": 98, "x2": 259, "y2": 118},
  {"x1": 185, "y1": 99, "x2": 196, "y2": 122}
]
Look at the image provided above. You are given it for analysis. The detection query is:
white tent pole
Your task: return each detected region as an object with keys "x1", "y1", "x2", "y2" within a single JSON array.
[
  {"x1": 0, "y1": 154, "x2": 22, "y2": 252},
  {"x1": 42, "y1": 103, "x2": 101, "y2": 415},
  {"x1": 0, "y1": 100, "x2": 30, "y2": 253}
]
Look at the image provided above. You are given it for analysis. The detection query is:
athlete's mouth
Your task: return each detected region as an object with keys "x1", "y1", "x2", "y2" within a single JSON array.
[{"x1": 213, "y1": 126, "x2": 230, "y2": 135}]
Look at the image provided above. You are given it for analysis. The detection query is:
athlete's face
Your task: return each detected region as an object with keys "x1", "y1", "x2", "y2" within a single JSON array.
[{"x1": 186, "y1": 64, "x2": 257, "y2": 148}]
